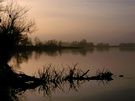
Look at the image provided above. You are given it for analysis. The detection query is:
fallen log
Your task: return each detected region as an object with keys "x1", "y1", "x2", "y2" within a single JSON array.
[{"x1": 0, "y1": 64, "x2": 113, "y2": 94}]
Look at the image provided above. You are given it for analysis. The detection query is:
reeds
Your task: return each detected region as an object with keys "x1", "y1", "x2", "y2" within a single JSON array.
[
  {"x1": 0, "y1": 63, "x2": 113, "y2": 99},
  {"x1": 34, "y1": 64, "x2": 113, "y2": 96},
  {"x1": 37, "y1": 64, "x2": 65, "y2": 83},
  {"x1": 36, "y1": 64, "x2": 113, "y2": 83}
]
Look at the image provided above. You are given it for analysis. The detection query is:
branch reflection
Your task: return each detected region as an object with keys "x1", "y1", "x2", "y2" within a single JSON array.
[{"x1": 0, "y1": 50, "x2": 114, "y2": 101}]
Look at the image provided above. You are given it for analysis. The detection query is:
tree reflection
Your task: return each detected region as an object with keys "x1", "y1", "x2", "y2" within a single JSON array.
[
  {"x1": 0, "y1": 50, "x2": 113, "y2": 101},
  {"x1": 8, "y1": 50, "x2": 33, "y2": 68}
]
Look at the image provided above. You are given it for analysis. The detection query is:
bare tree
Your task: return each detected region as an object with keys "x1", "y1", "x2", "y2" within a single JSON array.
[{"x1": 0, "y1": 0, "x2": 35, "y2": 50}]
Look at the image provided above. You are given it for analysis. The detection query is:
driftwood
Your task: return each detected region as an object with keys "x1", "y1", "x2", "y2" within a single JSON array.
[
  {"x1": 15, "y1": 69, "x2": 113, "y2": 83},
  {"x1": 0, "y1": 64, "x2": 113, "y2": 96},
  {"x1": 64, "y1": 69, "x2": 113, "y2": 82},
  {"x1": 11, "y1": 67, "x2": 113, "y2": 89}
]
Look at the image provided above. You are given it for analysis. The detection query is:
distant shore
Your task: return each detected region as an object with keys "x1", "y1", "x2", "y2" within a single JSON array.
[{"x1": 13, "y1": 45, "x2": 135, "y2": 52}]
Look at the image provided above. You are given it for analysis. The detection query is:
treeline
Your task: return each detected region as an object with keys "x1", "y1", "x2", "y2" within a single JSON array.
[
  {"x1": 30, "y1": 38, "x2": 135, "y2": 48},
  {"x1": 32, "y1": 38, "x2": 109, "y2": 48},
  {"x1": 119, "y1": 43, "x2": 135, "y2": 47}
]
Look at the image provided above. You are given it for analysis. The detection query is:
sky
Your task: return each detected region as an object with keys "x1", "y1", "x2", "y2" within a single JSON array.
[{"x1": 14, "y1": 0, "x2": 135, "y2": 44}]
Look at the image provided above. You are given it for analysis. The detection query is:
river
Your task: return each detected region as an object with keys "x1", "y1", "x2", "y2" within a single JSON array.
[{"x1": 9, "y1": 48, "x2": 135, "y2": 101}]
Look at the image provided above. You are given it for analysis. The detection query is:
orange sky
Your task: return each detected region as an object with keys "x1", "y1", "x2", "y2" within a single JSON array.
[{"x1": 15, "y1": 0, "x2": 135, "y2": 44}]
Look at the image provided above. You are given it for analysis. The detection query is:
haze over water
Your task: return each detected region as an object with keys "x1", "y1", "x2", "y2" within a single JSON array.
[
  {"x1": 0, "y1": 1, "x2": 134, "y2": 101},
  {"x1": 9, "y1": 48, "x2": 135, "y2": 101},
  {"x1": 17, "y1": 0, "x2": 135, "y2": 45}
]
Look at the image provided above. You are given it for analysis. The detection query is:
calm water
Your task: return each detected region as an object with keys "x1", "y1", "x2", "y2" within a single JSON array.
[{"x1": 9, "y1": 48, "x2": 135, "y2": 101}]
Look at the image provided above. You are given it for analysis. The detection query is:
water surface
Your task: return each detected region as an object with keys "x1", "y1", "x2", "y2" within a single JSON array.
[{"x1": 9, "y1": 48, "x2": 135, "y2": 101}]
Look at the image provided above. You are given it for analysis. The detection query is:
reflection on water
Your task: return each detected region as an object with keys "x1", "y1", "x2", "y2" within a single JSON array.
[
  {"x1": 8, "y1": 47, "x2": 135, "y2": 68},
  {"x1": 0, "y1": 64, "x2": 113, "y2": 101},
  {"x1": 2, "y1": 48, "x2": 135, "y2": 101}
]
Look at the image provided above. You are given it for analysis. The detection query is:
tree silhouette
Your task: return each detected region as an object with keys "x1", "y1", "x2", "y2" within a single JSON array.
[
  {"x1": 0, "y1": 0, "x2": 35, "y2": 50},
  {"x1": 0, "y1": 1, "x2": 114, "y2": 100}
]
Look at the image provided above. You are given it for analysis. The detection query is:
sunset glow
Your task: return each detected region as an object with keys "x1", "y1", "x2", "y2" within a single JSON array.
[{"x1": 17, "y1": 0, "x2": 135, "y2": 44}]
